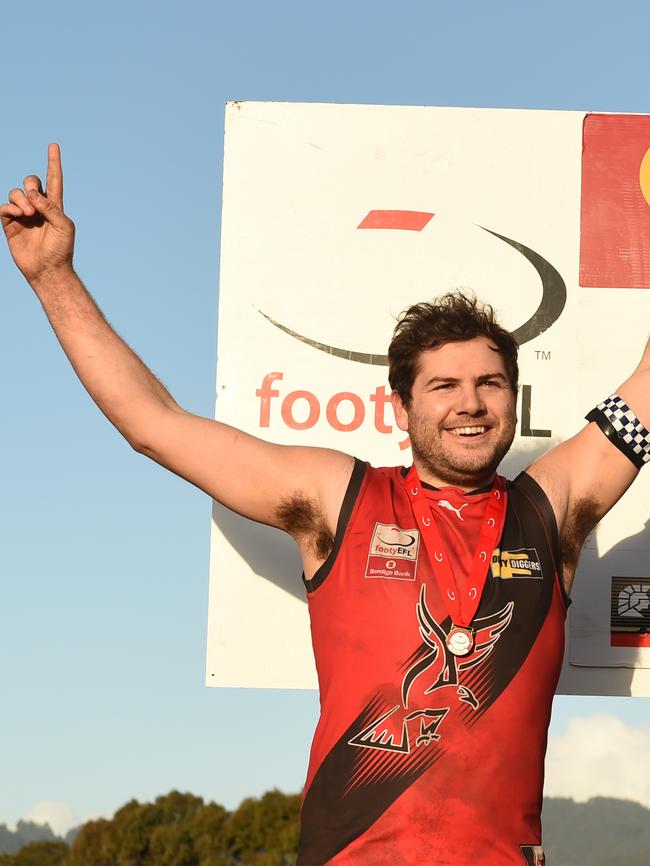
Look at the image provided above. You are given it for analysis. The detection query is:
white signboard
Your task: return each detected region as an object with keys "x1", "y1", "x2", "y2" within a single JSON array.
[{"x1": 207, "y1": 102, "x2": 650, "y2": 695}]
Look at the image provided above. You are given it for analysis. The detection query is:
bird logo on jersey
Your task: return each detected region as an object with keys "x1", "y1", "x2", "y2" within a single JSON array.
[{"x1": 348, "y1": 585, "x2": 514, "y2": 753}]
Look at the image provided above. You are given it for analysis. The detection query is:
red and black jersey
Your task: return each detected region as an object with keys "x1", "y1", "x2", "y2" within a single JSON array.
[{"x1": 298, "y1": 461, "x2": 567, "y2": 866}]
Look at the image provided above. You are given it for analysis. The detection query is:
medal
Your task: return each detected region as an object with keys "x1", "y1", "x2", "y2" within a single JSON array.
[
  {"x1": 405, "y1": 466, "x2": 508, "y2": 653},
  {"x1": 446, "y1": 626, "x2": 474, "y2": 656}
]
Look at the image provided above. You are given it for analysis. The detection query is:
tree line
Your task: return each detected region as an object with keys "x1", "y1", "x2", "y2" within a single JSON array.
[
  {"x1": 2, "y1": 792, "x2": 650, "y2": 865},
  {"x1": 0, "y1": 790, "x2": 300, "y2": 866}
]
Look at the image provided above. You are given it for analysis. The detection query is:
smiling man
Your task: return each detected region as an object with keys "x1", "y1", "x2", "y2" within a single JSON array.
[
  {"x1": 2, "y1": 146, "x2": 650, "y2": 866},
  {"x1": 389, "y1": 303, "x2": 519, "y2": 489}
]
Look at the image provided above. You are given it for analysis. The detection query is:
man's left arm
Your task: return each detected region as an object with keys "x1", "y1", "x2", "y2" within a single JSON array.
[{"x1": 526, "y1": 335, "x2": 650, "y2": 592}]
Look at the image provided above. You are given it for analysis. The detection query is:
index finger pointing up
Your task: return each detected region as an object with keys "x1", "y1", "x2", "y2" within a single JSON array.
[{"x1": 46, "y1": 142, "x2": 64, "y2": 209}]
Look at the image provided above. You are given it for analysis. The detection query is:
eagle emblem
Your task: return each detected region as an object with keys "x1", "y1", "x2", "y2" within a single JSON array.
[{"x1": 349, "y1": 585, "x2": 514, "y2": 753}]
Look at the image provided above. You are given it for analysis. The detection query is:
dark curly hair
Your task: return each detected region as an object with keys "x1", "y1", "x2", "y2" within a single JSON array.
[{"x1": 388, "y1": 292, "x2": 519, "y2": 406}]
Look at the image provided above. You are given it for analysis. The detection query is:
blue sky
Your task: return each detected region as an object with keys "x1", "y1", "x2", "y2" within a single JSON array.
[{"x1": 1, "y1": 0, "x2": 649, "y2": 835}]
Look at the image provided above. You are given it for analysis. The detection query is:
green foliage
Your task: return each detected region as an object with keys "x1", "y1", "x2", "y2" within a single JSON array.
[
  {"x1": 12, "y1": 791, "x2": 650, "y2": 866},
  {"x1": 63, "y1": 789, "x2": 298, "y2": 866},
  {"x1": 0, "y1": 840, "x2": 68, "y2": 866},
  {"x1": 223, "y1": 790, "x2": 300, "y2": 866},
  {"x1": 62, "y1": 818, "x2": 113, "y2": 866}
]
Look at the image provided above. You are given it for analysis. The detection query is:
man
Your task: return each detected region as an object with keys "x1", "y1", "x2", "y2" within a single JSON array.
[{"x1": 2, "y1": 145, "x2": 649, "y2": 865}]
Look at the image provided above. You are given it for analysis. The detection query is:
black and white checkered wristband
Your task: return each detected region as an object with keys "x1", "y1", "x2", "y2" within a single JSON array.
[{"x1": 586, "y1": 394, "x2": 650, "y2": 470}]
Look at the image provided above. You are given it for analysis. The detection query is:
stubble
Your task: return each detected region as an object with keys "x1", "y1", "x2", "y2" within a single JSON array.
[{"x1": 408, "y1": 407, "x2": 517, "y2": 488}]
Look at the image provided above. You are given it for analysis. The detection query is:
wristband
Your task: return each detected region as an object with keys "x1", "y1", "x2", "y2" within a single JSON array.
[{"x1": 586, "y1": 394, "x2": 650, "y2": 470}]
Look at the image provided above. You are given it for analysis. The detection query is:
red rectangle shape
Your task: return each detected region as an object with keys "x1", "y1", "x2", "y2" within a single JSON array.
[
  {"x1": 358, "y1": 210, "x2": 434, "y2": 231},
  {"x1": 580, "y1": 113, "x2": 650, "y2": 288},
  {"x1": 611, "y1": 634, "x2": 650, "y2": 648}
]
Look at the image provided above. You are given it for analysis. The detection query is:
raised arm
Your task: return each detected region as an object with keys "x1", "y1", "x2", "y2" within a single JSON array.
[
  {"x1": 1, "y1": 145, "x2": 354, "y2": 569},
  {"x1": 526, "y1": 337, "x2": 650, "y2": 591}
]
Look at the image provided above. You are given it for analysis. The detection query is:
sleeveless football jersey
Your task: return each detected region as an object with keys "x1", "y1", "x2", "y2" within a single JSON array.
[{"x1": 298, "y1": 461, "x2": 567, "y2": 866}]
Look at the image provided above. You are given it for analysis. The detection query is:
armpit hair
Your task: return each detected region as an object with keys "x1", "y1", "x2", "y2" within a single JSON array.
[
  {"x1": 561, "y1": 497, "x2": 602, "y2": 572},
  {"x1": 276, "y1": 494, "x2": 335, "y2": 560}
]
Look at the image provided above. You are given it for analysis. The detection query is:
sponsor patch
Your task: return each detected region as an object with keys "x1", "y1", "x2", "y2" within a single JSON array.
[
  {"x1": 610, "y1": 576, "x2": 650, "y2": 648},
  {"x1": 365, "y1": 523, "x2": 419, "y2": 581},
  {"x1": 491, "y1": 547, "x2": 543, "y2": 580}
]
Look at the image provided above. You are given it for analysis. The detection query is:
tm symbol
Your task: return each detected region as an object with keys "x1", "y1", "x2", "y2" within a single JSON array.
[{"x1": 535, "y1": 350, "x2": 551, "y2": 361}]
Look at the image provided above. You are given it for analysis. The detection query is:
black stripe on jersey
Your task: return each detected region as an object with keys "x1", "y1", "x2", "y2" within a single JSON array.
[
  {"x1": 297, "y1": 693, "x2": 446, "y2": 866},
  {"x1": 304, "y1": 458, "x2": 368, "y2": 593},
  {"x1": 298, "y1": 473, "x2": 565, "y2": 865},
  {"x1": 462, "y1": 473, "x2": 566, "y2": 725},
  {"x1": 516, "y1": 471, "x2": 570, "y2": 610}
]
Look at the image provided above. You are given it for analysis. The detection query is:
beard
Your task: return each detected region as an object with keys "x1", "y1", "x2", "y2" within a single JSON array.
[{"x1": 408, "y1": 408, "x2": 517, "y2": 489}]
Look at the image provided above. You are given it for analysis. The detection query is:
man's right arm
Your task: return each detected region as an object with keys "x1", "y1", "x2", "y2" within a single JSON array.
[{"x1": 1, "y1": 145, "x2": 354, "y2": 542}]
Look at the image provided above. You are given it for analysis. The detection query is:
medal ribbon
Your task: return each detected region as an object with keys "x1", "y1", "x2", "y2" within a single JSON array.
[{"x1": 405, "y1": 465, "x2": 508, "y2": 627}]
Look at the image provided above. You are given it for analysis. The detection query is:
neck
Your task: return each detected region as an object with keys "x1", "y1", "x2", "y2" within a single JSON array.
[{"x1": 411, "y1": 457, "x2": 497, "y2": 493}]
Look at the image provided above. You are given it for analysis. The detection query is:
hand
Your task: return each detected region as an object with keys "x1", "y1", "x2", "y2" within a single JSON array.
[{"x1": 0, "y1": 143, "x2": 75, "y2": 286}]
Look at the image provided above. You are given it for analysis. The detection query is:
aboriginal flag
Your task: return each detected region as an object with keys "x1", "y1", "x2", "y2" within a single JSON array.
[{"x1": 580, "y1": 113, "x2": 650, "y2": 289}]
